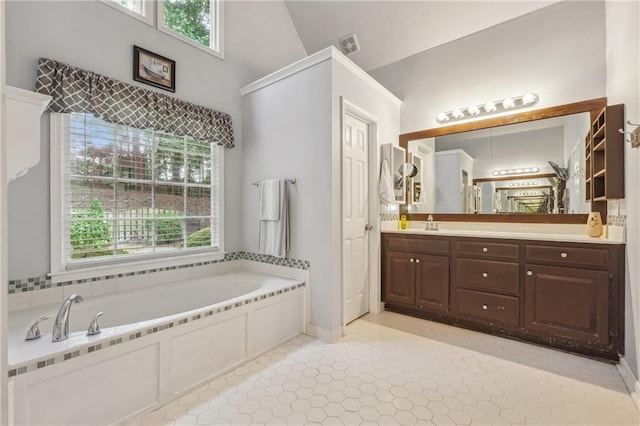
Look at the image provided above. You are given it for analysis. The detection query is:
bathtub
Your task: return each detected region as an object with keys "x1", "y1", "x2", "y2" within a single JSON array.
[{"x1": 8, "y1": 271, "x2": 306, "y2": 425}]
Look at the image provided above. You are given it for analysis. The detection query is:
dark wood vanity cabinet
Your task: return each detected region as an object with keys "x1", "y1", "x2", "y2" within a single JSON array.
[
  {"x1": 452, "y1": 240, "x2": 521, "y2": 328},
  {"x1": 383, "y1": 234, "x2": 449, "y2": 314},
  {"x1": 524, "y1": 264, "x2": 609, "y2": 345},
  {"x1": 382, "y1": 233, "x2": 625, "y2": 360}
]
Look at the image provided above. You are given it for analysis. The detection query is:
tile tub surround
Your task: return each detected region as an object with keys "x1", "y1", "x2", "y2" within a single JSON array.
[
  {"x1": 128, "y1": 311, "x2": 640, "y2": 426},
  {"x1": 8, "y1": 251, "x2": 310, "y2": 294},
  {"x1": 8, "y1": 272, "x2": 306, "y2": 425},
  {"x1": 381, "y1": 220, "x2": 626, "y2": 244}
]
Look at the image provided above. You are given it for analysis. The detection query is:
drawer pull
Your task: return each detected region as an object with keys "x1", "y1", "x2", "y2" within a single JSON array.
[
  {"x1": 527, "y1": 270, "x2": 533, "y2": 276},
  {"x1": 410, "y1": 258, "x2": 414, "y2": 262},
  {"x1": 482, "y1": 247, "x2": 488, "y2": 253},
  {"x1": 482, "y1": 272, "x2": 488, "y2": 278},
  {"x1": 560, "y1": 252, "x2": 568, "y2": 258},
  {"x1": 415, "y1": 259, "x2": 421, "y2": 264},
  {"x1": 482, "y1": 304, "x2": 488, "y2": 310}
]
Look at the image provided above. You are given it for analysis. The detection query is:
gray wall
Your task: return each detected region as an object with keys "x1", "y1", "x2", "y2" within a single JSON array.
[
  {"x1": 5, "y1": 0, "x2": 306, "y2": 280},
  {"x1": 369, "y1": 1, "x2": 606, "y2": 134},
  {"x1": 241, "y1": 56, "x2": 400, "y2": 333},
  {"x1": 606, "y1": 1, "x2": 640, "y2": 383}
]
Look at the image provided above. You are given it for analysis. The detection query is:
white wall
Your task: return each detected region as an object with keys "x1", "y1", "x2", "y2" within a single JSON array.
[
  {"x1": 241, "y1": 60, "x2": 333, "y2": 331},
  {"x1": 5, "y1": 0, "x2": 305, "y2": 281},
  {"x1": 370, "y1": 1, "x2": 606, "y2": 134},
  {"x1": 605, "y1": 0, "x2": 640, "y2": 399},
  {"x1": 241, "y1": 52, "x2": 400, "y2": 335},
  {"x1": 330, "y1": 59, "x2": 401, "y2": 330}
]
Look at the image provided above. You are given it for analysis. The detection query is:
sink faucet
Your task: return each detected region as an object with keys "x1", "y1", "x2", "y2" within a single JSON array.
[{"x1": 52, "y1": 294, "x2": 83, "y2": 342}]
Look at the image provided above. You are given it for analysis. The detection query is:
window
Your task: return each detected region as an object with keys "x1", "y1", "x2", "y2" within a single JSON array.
[
  {"x1": 102, "y1": 0, "x2": 224, "y2": 59},
  {"x1": 101, "y1": 0, "x2": 154, "y2": 25},
  {"x1": 52, "y1": 113, "x2": 223, "y2": 272},
  {"x1": 159, "y1": 0, "x2": 224, "y2": 57}
]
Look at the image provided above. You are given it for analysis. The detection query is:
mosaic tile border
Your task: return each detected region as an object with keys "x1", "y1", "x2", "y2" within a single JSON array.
[
  {"x1": 607, "y1": 214, "x2": 627, "y2": 227},
  {"x1": 8, "y1": 282, "x2": 306, "y2": 378},
  {"x1": 8, "y1": 251, "x2": 310, "y2": 294},
  {"x1": 380, "y1": 213, "x2": 400, "y2": 221}
]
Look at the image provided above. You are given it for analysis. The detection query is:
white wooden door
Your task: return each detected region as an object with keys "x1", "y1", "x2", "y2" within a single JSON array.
[{"x1": 343, "y1": 113, "x2": 370, "y2": 325}]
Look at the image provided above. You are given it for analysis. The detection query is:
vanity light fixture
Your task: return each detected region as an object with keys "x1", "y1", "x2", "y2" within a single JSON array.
[
  {"x1": 508, "y1": 181, "x2": 539, "y2": 187},
  {"x1": 437, "y1": 93, "x2": 539, "y2": 123},
  {"x1": 492, "y1": 166, "x2": 540, "y2": 177}
]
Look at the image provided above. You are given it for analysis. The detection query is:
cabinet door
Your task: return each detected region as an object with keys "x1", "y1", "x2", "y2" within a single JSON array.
[
  {"x1": 415, "y1": 255, "x2": 449, "y2": 313},
  {"x1": 384, "y1": 251, "x2": 416, "y2": 306},
  {"x1": 525, "y1": 265, "x2": 609, "y2": 345}
]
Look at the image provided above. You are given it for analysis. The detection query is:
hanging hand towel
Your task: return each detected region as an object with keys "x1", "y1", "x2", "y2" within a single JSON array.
[
  {"x1": 379, "y1": 159, "x2": 395, "y2": 204},
  {"x1": 259, "y1": 179, "x2": 289, "y2": 258},
  {"x1": 259, "y1": 179, "x2": 280, "y2": 220}
]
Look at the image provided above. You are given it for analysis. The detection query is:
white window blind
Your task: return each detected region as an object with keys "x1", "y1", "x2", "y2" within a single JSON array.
[{"x1": 58, "y1": 113, "x2": 221, "y2": 268}]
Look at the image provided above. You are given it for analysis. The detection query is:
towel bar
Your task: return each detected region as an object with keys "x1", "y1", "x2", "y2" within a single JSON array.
[{"x1": 252, "y1": 178, "x2": 296, "y2": 186}]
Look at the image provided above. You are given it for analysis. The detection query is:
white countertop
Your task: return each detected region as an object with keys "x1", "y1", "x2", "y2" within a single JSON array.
[{"x1": 381, "y1": 221, "x2": 625, "y2": 245}]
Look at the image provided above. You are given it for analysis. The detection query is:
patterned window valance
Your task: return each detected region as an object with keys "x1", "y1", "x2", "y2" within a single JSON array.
[{"x1": 35, "y1": 58, "x2": 234, "y2": 148}]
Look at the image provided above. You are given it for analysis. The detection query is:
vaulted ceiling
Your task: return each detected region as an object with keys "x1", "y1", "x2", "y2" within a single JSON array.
[{"x1": 284, "y1": 0, "x2": 561, "y2": 71}]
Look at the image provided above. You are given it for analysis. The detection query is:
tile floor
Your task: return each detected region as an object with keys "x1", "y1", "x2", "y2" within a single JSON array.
[{"x1": 127, "y1": 312, "x2": 640, "y2": 425}]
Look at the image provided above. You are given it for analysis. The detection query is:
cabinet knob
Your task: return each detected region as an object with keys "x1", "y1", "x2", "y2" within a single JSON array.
[
  {"x1": 560, "y1": 252, "x2": 568, "y2": 258},
  {"x1": 482, "y1": 247, "x2": 488, "y2": 253},
  {"x1": 410, "y1": 258, "x2": 414, "y2": 262},
  {"x1": 527, "y1": 270, "x2": 533, "y2": 276},
  {"x1": 482, "y1": 304, "x2": 488, "y2": 310},
  {"x1": 482, "y1": 272, "x2": 488, "y2": 278},
  {"x1": 415, "y1": 259, "x2": 420, "y2": 264}
]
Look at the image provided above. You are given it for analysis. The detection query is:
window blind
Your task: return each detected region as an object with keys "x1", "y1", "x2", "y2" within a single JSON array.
[{"x1": 61, "y1": 113, "x2": 220, "y2": 265}]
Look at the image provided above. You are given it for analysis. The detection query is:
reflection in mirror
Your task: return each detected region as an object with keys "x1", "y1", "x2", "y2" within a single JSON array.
[{"x1": 406, "y1": 112, "x2": 591, "y2": 214}]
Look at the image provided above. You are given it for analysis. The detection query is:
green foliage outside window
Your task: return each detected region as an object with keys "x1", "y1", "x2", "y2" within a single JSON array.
[
  {"x1": 70, "y1": 198, "x2": 112, "y2": 258},
  {"x1": 185, "y1": 227, "x2": 211, "y2": 248},
  {"x1": 163, "y1": 0, "x2": 211, "y2": 47},
  {"x1": 146, "y1": 211, "x2": 184, "y2": 245}
]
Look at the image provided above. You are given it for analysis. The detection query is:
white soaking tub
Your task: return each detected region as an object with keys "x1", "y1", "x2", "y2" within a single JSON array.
[{"x1": 8, "y1": 271, "x2": 306, "y2": 425}]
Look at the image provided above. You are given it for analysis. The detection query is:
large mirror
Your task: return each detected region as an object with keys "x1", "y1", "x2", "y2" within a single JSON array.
[{"x1": 399, "y1": 98, "x2": 606, "y2": 223}]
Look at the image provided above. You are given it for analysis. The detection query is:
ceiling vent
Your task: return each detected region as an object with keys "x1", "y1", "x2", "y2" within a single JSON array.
[{"x1": 339, "y1": 33, "x2": 360, "y2": 55}]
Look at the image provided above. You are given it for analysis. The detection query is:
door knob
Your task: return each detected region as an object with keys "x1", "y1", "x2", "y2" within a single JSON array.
[{"x1": 364, "y1": 224, "x2": 373, "y2": 231}]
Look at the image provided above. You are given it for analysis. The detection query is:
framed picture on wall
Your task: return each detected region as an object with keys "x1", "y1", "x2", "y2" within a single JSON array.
[{"x1": 133, "y1": 45, "x2": 176, "y2": 92}]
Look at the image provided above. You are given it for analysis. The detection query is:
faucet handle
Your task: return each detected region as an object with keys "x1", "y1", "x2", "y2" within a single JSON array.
[
  {"x1": 25, "y1": 315, "x2": 50, "y2": 341},
  {"x1": 87, "y1": 312, "x2": 104, "y2": 336}
]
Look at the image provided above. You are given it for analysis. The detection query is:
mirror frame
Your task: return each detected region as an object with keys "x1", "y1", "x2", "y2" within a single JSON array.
[{"x1": 399, "y1": 97, "x2": 607, "y2": 224}]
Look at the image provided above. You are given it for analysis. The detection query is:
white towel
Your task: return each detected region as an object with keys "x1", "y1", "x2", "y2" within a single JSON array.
[
  {"x1": 259, "y1": 179, "x2": 280, "y2": 220},
  {"x1": 379, "y1": 159, "x2": 395, "y2": 204},
  {"x1": 259, "y1": 179, "x2": 289, "y2": 258}
]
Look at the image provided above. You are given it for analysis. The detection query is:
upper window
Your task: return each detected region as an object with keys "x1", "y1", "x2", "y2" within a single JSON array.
[
  {"x1": 52, "y1": 113, "x2": 223, "y2": 272},
  {"x1": 102, "y1": 0, "x2": 224, "y2": 59}
]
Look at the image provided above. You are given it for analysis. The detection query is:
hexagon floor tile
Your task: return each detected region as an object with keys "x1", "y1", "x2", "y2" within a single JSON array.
[{"x1": 127, "y1": 312, "x2": 639, "y2": 425}]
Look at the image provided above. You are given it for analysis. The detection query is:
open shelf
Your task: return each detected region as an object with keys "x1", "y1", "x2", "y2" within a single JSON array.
[{"x1": 584, "y1": 104, "x2": 624, "y2": 204}]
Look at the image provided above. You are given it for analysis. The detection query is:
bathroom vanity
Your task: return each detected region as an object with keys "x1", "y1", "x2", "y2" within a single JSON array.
[{"x1": 382, "y1": 230, "x2": 625, "y2": 361}]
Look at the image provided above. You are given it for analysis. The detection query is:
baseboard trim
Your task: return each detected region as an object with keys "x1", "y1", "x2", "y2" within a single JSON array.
[
  {"x1": 306, "y1": 324, "x2": 343, "y2": 343},
  {"x1": 617, "y1": 357, "x2": 640, "y2": 413}
]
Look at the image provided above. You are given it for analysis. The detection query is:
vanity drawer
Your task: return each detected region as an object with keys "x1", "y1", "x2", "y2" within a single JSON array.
[
  {"x1": 525, "y1": 245, "x2": 609, "y2": 268},
  {"x1": 456, "y1": 258, "x2": 519, "y2": 293},
  {"x1": 456, "y1": 240, "x2": 519, "y2": 260},
  {"x1": 385, "y1": 234, "x2": 450, "y2": 255},
  {"x1": 456, "y1": 288, "x2": 519, "y2": 327}
]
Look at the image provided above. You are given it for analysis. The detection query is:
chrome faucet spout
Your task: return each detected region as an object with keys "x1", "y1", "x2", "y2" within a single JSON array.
[{"x1": 52, "y1": 294, "x2": 83, "y2": 342}]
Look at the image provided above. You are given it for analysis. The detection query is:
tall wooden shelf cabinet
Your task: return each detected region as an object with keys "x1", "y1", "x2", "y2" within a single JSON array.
[{"x1": 584, "y1": 104, "x2": 624, "y2": 219}]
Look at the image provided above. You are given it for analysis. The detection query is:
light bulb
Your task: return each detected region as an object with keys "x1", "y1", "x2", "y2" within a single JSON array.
[
  {"x1": 468, "y1": 105, "x2": 480, "y2": 116},
  {"x1": 437, "y1": 112, "x2": 449, "y2": 122},
  {"x1": 502, "y1": 97, "x2": 515, "y2": 109},
  {"x1": 452, "y1": 109, "x2": 464, "y2": 119},
  {"x1": 484, "y1": 101, "x2": 496, "y2": 112},
  {"x1": 522, "y1": 93, "x2": 538, "y2": 105}
]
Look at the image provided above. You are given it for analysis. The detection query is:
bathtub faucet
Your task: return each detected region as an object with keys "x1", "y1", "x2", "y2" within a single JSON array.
[{"x1": 52, "y1": 294, "x2": 83, "y2": 342}]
